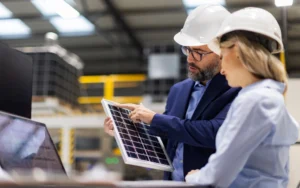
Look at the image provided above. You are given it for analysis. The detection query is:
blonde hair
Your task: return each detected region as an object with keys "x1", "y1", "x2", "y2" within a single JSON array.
[{"x1": 220, "y1": 31, "x2": 288, "y2": 93}]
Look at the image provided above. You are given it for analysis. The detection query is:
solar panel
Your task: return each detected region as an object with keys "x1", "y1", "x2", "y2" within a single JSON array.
[{"x1": 101, "y1": 99, "x2": 173, "y2": 172}]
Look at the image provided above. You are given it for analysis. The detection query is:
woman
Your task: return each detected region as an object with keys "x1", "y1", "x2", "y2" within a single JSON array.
[{"x1": 185, "y1": 7, "x2": 299, "y2": 188}]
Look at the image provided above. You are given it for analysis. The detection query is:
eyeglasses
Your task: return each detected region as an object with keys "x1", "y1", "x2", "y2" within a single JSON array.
[{"x1": 181, "y1": 46, "x2": 213, "y2": 61}]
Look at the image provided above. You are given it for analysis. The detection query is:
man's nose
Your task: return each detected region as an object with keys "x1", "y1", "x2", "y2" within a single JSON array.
[{"x1": 187, "y1": 53, "x2": 194, "y2": 63}]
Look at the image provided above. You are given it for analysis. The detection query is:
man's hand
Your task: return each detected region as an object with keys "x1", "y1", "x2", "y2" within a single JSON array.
[
  {"x1": 116, "y1": 103, "x2": 156, "y2": 124},
  {"x1": 104, "y1": 117, "x2": 114, "y2": 137}
]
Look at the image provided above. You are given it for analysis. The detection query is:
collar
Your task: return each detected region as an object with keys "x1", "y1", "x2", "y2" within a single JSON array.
[
  {"x1": 239, "y1": 79, "x2": 286, "y2": 95},
  {"x1": 194, "y1": 79, "x2": 212, "y2": 88}
]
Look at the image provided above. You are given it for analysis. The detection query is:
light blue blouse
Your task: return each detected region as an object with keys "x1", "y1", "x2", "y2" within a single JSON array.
[{"x1": 185, "y1": 79, "x2": 299, "y2": 188}]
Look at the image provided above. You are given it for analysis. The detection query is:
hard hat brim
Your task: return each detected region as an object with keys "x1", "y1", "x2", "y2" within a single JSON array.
[
  {"x1": 208, "y1": 38, "x2": 221, "y2": 55},
  {"x1": 174, "y1": 31, "x2": 207, "y2": 47}
]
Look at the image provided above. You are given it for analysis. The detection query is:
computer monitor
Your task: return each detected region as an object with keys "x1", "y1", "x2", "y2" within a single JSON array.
[
  {"x1": 0, "y1": 110, "x2": 66, "y2": 174},
  {"x1": 0, "y1": 43, "x2": 33, "y2": 118}
]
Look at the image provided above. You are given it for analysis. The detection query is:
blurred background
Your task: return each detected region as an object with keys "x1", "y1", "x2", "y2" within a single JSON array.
[{"x1": 0, "y1": 0, "x2": 299, "y2": 187}]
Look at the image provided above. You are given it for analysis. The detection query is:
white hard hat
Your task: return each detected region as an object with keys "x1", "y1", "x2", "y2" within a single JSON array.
[
  {"x1": 208, "y1": 7, "x2": 283, "y2": 55},
  {"x1": 174, "y1": 4, "x2": 230, "y2": 47}
]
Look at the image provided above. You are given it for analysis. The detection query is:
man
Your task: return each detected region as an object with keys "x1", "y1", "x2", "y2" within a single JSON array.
[{"x1": 104, "y1": 4, "x2": 241, "y2": 181}]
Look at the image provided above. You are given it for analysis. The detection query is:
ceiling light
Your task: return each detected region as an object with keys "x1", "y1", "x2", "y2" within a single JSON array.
[
  {"x1": 32, "y1": 0, "x2": 79, "y2": 19},
  {"x1": 275, "y1": 0, "x2": 293, "y2": 7},
  {"x1": 0, "y1": 3, "x2": 12, "y2": 18},
  {"x1": 0, "y1": 19, "x2": 31, "y2": 38},
  {"x1": 50, "y1": 16, "x2": 95, "y2": 35},
  {"x1": 183, "y1": 0, "x2": 226, "y2": 8}
]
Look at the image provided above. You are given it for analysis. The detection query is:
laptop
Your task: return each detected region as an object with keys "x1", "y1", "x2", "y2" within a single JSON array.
[
  {"x1": 0, "y1": 111, "x2": 206, "y2": 187},
  {"x1": 0, "y1": 110, "x2": 66, "y2": 175}
]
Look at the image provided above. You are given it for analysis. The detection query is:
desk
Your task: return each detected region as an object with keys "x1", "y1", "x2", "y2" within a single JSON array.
[{"x1": 0, "y1": 181, "x2": 211, "y2": 188}]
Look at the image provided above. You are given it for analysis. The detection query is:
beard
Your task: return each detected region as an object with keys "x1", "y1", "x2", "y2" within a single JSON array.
[{"x1": 187, "y1": 60, "x2": 220, "y2": 82}]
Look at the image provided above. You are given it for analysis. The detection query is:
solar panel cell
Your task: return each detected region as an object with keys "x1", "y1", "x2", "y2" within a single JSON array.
[
  {"x1": 119, "y1": 132, "x2": 129, "y2": 139},
  {"x1": 120, "y1": 108, "x2": 129, "y2": 114},
  {"x1": 141, "y1": 138, "x2": 152, "y2": 146},
  {"x1": 128, "y1": 129, "x2": 138, "y2": 137},
  {"x1": 127, "y1": 152, "x2": 138, "y2": 159},
  {"x1": 114, "y1": 116, "x2": 123, "y2": 123},
  {"x1": 136, "y1": 148, "x2": 147, "y2": 156},
  {"x1": 154, "y1": 148, "x2": 165, "y2": 155},
  {"x1": 149, "y1": 157, "x2": 159, "y2": 163},
  {"x1": 123, "y1": 139, "x2": 135, "y2": 148},
  {"x1": 136, "y1": 126, "x2": 147, "y2": 135},
  {"x1": 124, "y1": 145, "x2": 135, "y2": 153},
  {"x1": 146, "y1": 150, "x2": 156, "y2": 157},
  {"x1": 144, "y1": 144, "x2": 154, "y2": 151},
  {"x1": 159, "y1": 159, "x2": 169, "y2": 165},
  {"x1": 123, "y1": 119, "x2": 132, "y2": 125},
  {"x1": 157, "y1": 152, "x2": 168, "y2": 160},
  {"x1": 118, "y1": 127, "x2": 129, "y2": 134},
  {"x1": 112, "y1": 111, "x2": 121, "y2": 117},
  {"x1": 138, "y1": 154, "x2": 148, "y2": 160},
  {"x1": 132, "y1": 141, "x2": 143, "y2": 149},
  {"x1": 153, "y1": 141, "x2": 162, "y2": 148}
]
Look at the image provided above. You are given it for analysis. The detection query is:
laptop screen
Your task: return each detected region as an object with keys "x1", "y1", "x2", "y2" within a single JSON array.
[
  {"x1": 0, "y1": 111, "x2": 65, "y2": 174},
  {"x1": 0, "y1": 43, "x2": 33, "y2": 119}
]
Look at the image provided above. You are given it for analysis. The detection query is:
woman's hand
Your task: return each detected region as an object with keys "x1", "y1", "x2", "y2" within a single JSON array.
[
  {"x1": 185, "y1": 169, "x2": 200, "y2": 182},
  {"x1": 187, "y1": 169, "x2": 200, "y2": 176},
  {"x1": 116, "y1": 103, "x2": 156, "y2": 124}
]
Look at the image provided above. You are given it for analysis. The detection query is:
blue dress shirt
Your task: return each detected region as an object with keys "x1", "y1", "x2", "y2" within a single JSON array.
[
  {"x1": 186, "y1": 79, "x2": 299, "y2": 188},
  {"x1": 172, "y1": 80, "x2": 211, "y2": 181}
]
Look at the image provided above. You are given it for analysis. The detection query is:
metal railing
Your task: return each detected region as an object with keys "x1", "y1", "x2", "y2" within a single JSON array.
[{"x1": 78, "y1": 74, "x2": 146, "y2": 105}]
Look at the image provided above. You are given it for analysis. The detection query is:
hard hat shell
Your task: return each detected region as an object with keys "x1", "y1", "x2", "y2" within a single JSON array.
[
  {"x1": 208, "y1": 7, "x2": 283, "y2": 55},
  {"x1": 174, "y1": 4, "x2": 230, "y2": 47}
]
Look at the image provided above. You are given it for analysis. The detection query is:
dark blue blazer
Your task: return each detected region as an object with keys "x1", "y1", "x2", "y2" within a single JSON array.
[{"x1": 149, "y1": 74, "x2": 241, "y2": 180}]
